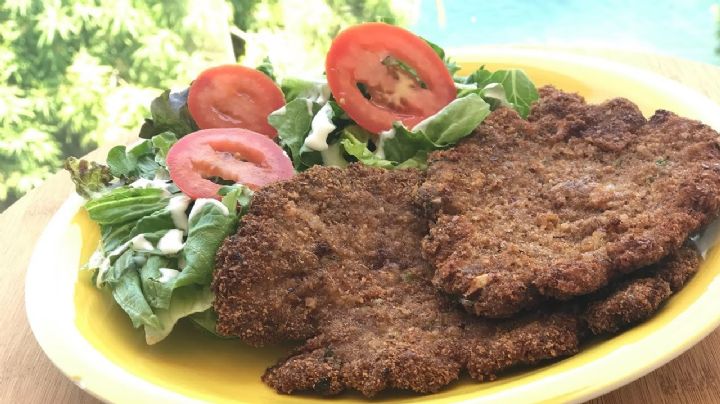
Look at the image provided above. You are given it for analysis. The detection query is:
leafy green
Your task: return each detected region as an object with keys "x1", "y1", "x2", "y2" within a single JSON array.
[
  {"x1": 422, "y1": 37, "x2": 461, "y2": 76},
  {"x1": 85, "y1": 188, "x2": 247, "y2": 344},
  {"x1": 139, "y1": 89, "x2": 198, "y2": 139},
  {"x1": 128, "y1": 208, "x2": 178, "y2": 240},
  {"x1": 63, "y1": 157, "x2": 114, "y2": 199},
  {"x1": 105, "y1": 132, "x2": 177, "y2": 180},
  {"x1": 110, "y1": 253, "x2": 161, "y2": 329},
  {"x1": 150, "y1": 132, "x2": 179, "y2": 167},
  {"x1": 256, "y1": 57, "x2": 277, "y2": 82},
  {"x1": 280, "y1": 77, "x2": 331, "y2": 103},
  {"x1": 381, "y1": 56, "x2": 423, "y2": 85},
  {"x1": 340, "y1": 127, "x2": 396, "y2": 169},
  {"x1": 100, "y1": 222, "x2": 135, "y2": 254},
  {"x1": 268, "y1": 98, "x2": 323, "y2": 170},
  {"x1": 84, "y1": 187, "x2": 169, "y2": 225},
  {"x1": 139, "y1": 255, "x2": 174, "y2": 309},
  {"x1": 174, "y1": 201, "x2": 238, "y2": 289},
  {"x1": 189, "y1": 308, "x2": 226, "y2": 336},
  {"x1": 340, "y1": 95, "x2": 490, "y2": 168},
  {"x1": 103, "y1": 249, "x2": 136, "y2": 286},
  {"x1": 411, "y1": 94, "x2": 491, "y2": 145},
  {"x1": 106, "y1": 143, "x2": 159, "y2": 179},
  {"x1": 219, "y1": 184, "x2": 254, "y2": 215},
  {"x1": 463, "y1": 67, "x2": 539, "y2": 118},
  {"x1": 144, "y1": 285, "x2": 214, "y2": 345},
  {"x1": 66, "y1": 131, "x2": 176, "y2": 201}
]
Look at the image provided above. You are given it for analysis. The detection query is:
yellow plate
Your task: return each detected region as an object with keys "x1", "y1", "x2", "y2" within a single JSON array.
[{"x1": 26, "y1": 50, "x2": 720, "y2": 404}]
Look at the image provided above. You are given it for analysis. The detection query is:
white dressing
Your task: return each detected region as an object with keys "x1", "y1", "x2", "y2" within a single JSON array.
[
  {"x1": 270, "y1": 105, "x2": 287, "y2": 117},
  {"x1": 303, "y1": 103, "x2": 336, "y2": 152},
  {"x1": 157, "y1": 229, "x2": 185, "y2": 255},
  {"x1": 315, "y1": 83, "x2": 332, "y2": 105},
  {"x1": 167, "y1": 195, "x2": 191, "y2": 232},
  {"x1": 157, "y1": 268, "x2": 180, "y2": 283},
  {"x1": 292, "y1": 77, "x2": 331, "y2": 105},
  {"x1": 129, "y1": 178, "x2": 172, "y2": 196},
  {"x1": 188, "y1": 198, "x2": 230, "y2": 223},
  {"x1": 131, "y1": 234, "x2": 154, "y2": 251},
  {"x1": 374, "y1": 128, "x2": 396, "y2": 159},
  {"x1": 305, "y1": 98, "x2": 314, "y2": 116}
]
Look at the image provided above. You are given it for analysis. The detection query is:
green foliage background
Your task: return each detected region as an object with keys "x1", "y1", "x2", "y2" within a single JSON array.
[{"x1": 0, "y1": 0, "x2": 414, "y2": 211}]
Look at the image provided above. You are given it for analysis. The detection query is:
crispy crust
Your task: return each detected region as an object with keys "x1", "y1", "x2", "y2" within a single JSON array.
[
  {"x1": 419, "y1": 86, "x2": 720, "y2": 317},
  {"x1": 214, "y1": 165, "x2": 580, "y2": 396},
  {"x1": 213, "y1": 164, "x2": 699, "y2": 397},
  {"x1": 584, "y1": 245, "x2": 699, "y2": 334}
]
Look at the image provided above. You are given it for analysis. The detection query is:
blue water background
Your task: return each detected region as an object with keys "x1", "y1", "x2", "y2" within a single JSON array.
[{"x1": 411, "y1": 0, "x2": 719, "y2": 64}]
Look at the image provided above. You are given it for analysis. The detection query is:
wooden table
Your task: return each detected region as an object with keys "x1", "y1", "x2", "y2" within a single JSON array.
[{"x1": 2, "y1": 49, "x2": 720, "y2": 403}]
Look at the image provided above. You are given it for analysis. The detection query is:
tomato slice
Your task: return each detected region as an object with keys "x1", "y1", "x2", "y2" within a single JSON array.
[
  {"x1": 187, "y1": 65, "x2": 285, "y2": 138},
  {"x1": 325, "y1": 23, "x2": 456, "y2": 133},
  {"x1": 166, "y1": 128, "x2": 294, "y2": 199}
]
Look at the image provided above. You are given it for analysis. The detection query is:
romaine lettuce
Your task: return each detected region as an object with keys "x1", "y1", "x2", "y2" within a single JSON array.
[
  {"x1": 460, "y1": 66, "x2": 539, "y2": 118},
  {"x1": 81, "y1": 179, "x2": 252, "y2": 344},
  {"x1": 340, "y1": 94, "x2": 490, "y2": 168},
  {"x1": 268, "y1": 98, "x2": 323, "y2": 170}
]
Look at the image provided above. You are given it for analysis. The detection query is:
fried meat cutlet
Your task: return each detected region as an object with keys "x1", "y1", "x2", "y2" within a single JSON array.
[
  {"x1": 419, "y1": 86, "x2": 720, "y2": 317},
  {"x1": 213, "y1": 165, "x2": 581, "y2": 396},
  {"x1": 583, "y1": 244, "x2": 699, "y2": 334},
  {"x1": 213, "y1": 164, "x2": 699, "y2": 397}
]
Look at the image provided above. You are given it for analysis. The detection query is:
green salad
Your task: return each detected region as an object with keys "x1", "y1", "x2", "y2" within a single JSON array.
[{"x1": 66, "y1": 22, "x2": 538, "y2": 344}]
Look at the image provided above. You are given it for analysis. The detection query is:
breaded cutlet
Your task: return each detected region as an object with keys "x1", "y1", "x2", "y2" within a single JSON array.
[
  {"x1": 419, "y1": 86, "x2": 720, "y2": 317},
  {"x1": 213, "y1": 164, "x2": 699, "y2": 397}
]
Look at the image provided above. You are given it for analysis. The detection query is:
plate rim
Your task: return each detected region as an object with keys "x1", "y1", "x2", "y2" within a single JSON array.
[{"x1": 25, "y1": 49, "x2": 720, "y2": 404}]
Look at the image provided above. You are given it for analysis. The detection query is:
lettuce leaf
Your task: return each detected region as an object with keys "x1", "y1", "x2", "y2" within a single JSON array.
[
  {"x1": 63, "y1": 157, "x2": 114, "y2": 199},
  {"x1": 411, "y1": 93, "x2": 491, "y2": 145},
  {"x1": 139, "y1": 88, "x2": 198, "y2": 139},
  {"x1": 139, "y1": 255, "x2": 175, "y2": 309},
  {"x1": 422, "y1": 37, "x2": 461, "y2": 76},
  {"x1": 341, "y1": 94, "x2": 490, "y2": 169},
  {"x1": 219, "y1": 184, "x2": 254, "y2": 215},
  {"x1": 66, "y1": 132, "x2": 178, "y2": 203},
  {"x1": 106, "y1": 132, "x2": 177, "y2": 180},
  {"x1": 280, "y1": 77, "x2": 331, "y2": 104},
  {"x1": 144, "y1": 285, "x2": 214, "y2": 345},
  {"x1": 150, "y1": 132, "x2": 179, "y2": 167},
  {"x1": 189, "y1": 308, "x2": 226, "y2": 337},
  {"x1": 108, "y1": 250, "x2": 161, "y2": 329},
  {"x1": 340, "y1": 127, "x2": 396, "y2": 169},
  {"x1": 85, "y1": 186, "x2": 249, "y2": 344},
  {"x1": 268, "y1": 98, "x2": 323, "y2": 170},
  {"x1": 256, "y1": 57, "x2": 277, "y2": 82},
  {"x1": 174, "y1": 201, "x2": 238, "y2": 289},
  {"x1": 85, "y1": 187, "x2": 169, "y2": 225},
  {"x1": 461, "y1": 67, "x2": 538, "y2": 118},
  {"x1": 100, "y1": 222, "x2": 135, "y2": 254}
]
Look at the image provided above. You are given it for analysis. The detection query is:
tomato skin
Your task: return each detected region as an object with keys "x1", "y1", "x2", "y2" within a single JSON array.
[
  {"x1": 166, "y1": 128, "x2": 294, "y2": 199},
  {"x1": 187, "y1": 65, "x2": 285, "y2": 138},
  {"x1": 325, "y1": 23, "x2": 456, "y2": 134}
]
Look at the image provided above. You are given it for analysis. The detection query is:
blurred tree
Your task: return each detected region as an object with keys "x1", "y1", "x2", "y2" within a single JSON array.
[
  {"x1": 0, "y1": 0, "x2": 232, "y2": 211},
  {"x1": 230, "y1": 0, "x2": 417, "y2": 77},
  {"x1": 0, "y1": 0, "x2": 415, "y2": 211}
]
